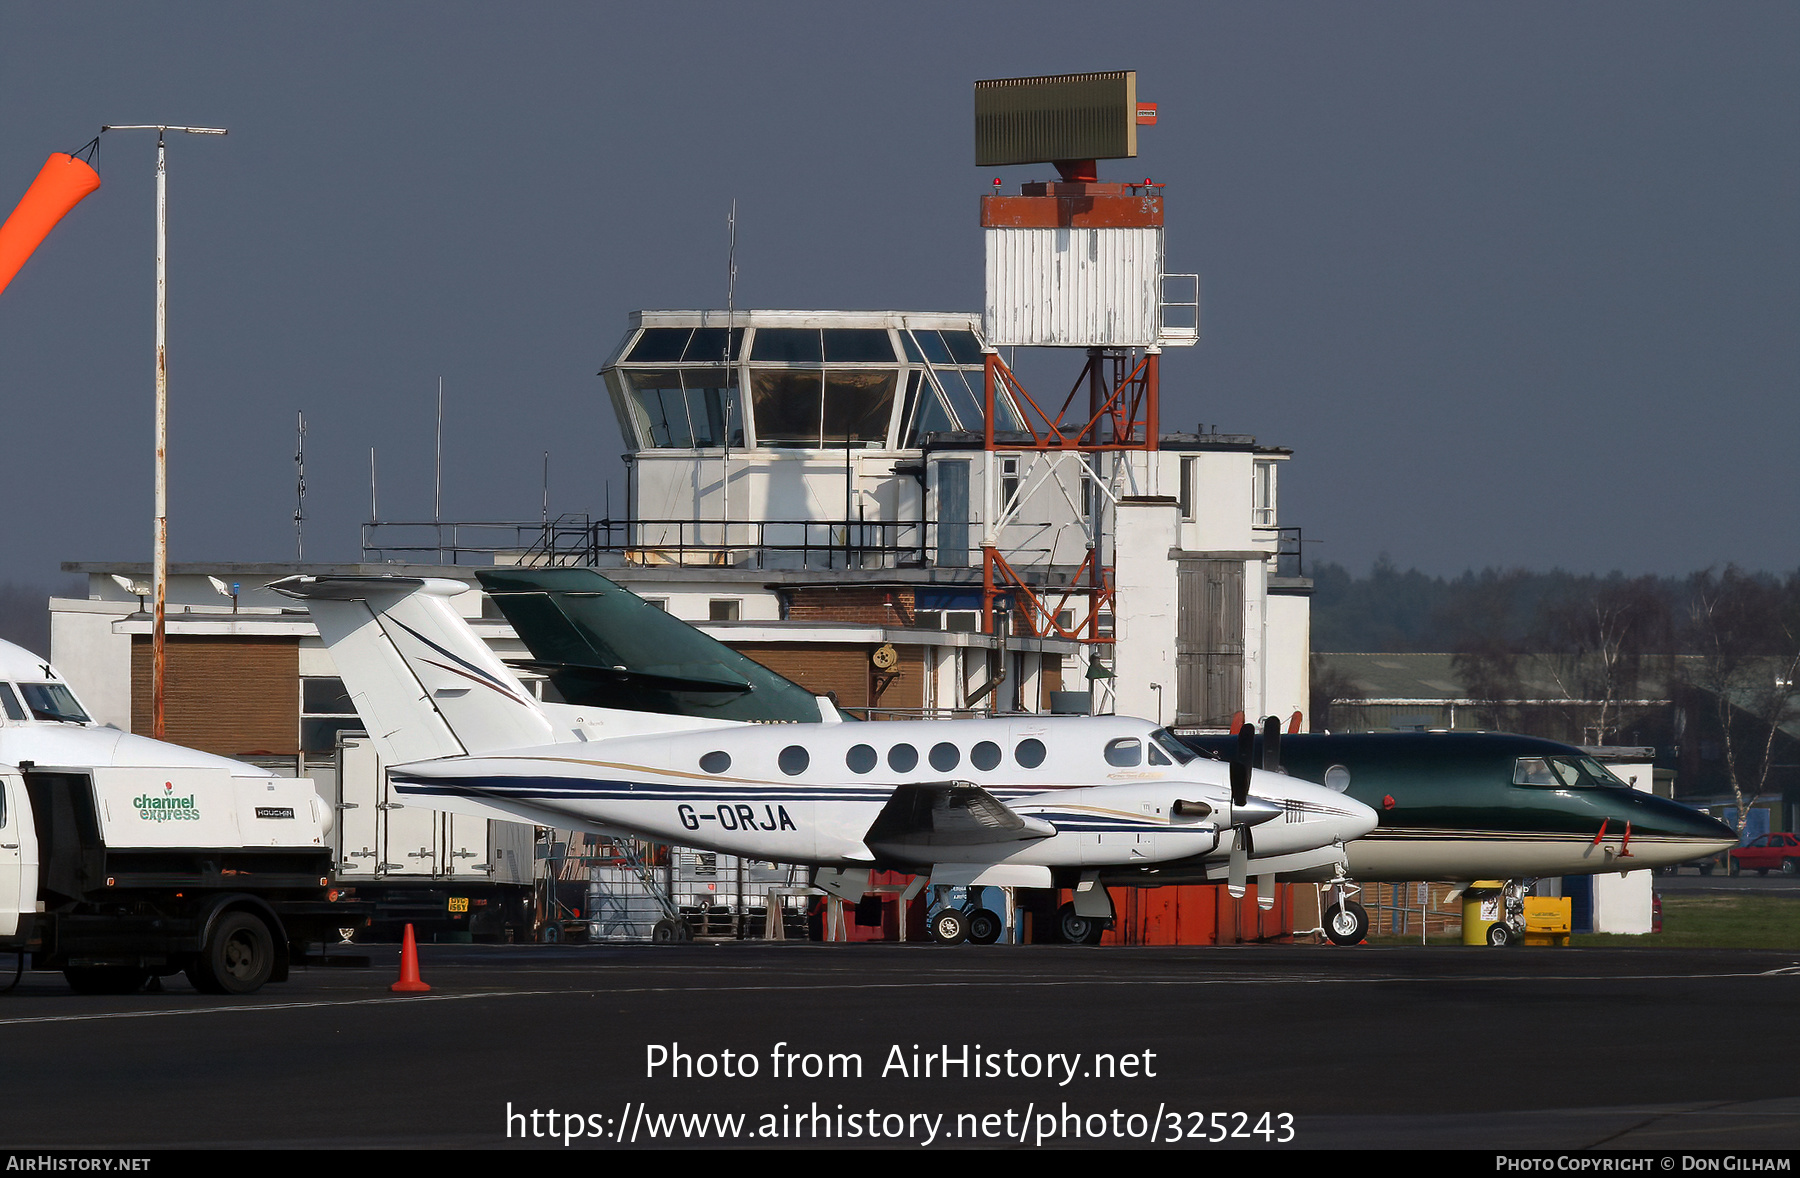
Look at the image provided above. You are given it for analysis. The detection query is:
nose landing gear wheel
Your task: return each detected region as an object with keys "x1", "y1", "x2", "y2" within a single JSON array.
[
  {"x1": 1323, "y1": 900, "x2": 1368, "y2": 945},
  {"x1": 930, "y1": 908, "x2": 968, "y2": 945}
]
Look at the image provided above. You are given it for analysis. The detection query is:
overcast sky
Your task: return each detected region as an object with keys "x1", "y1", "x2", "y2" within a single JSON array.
[{"x1": 0, "y1": 3, "x2": 1794, "y2": 585}]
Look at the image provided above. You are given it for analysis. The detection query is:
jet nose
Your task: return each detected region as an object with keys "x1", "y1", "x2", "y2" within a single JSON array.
[{"x1": 1612, "y1": 793, "x2": 1739, "y2": 868}]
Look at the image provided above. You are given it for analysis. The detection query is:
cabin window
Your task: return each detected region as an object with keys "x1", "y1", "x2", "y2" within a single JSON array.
[
  {"x1": 970, "y1": 741, "x2": 1001, "y2": 771},
  {"x1": 888, "y1": 743, "x2": 918, "y2": 772},
  {"x1": 1014, "y1": 739, "x2": 1046, "y2": 769},
  {"x1": 0, "y1": 685, "x2": 24, "y2": 722},
  {"x1": 700, "y1": 751, "x2": 731, "y2": 774},
  {"x1": 929, "y1": 742, "x2": 960, "y2": 772},
  {"x1": 1104, "y1": 738, "x2": 1141, "y2": 767},
  {"x1": 846, "y1": 744, "x2": 877, "y2": 774},
  {"x1": 778, "y1": 746, "x2": 809, "y2": 776}
]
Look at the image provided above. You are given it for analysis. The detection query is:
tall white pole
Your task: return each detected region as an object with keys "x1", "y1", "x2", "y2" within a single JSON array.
[
  {"x1": 100, "y1": 124, "x2": 227, "y2": 741},
  {"x1": 153, "y1": 132, "x2": 167, "y2": 738}
]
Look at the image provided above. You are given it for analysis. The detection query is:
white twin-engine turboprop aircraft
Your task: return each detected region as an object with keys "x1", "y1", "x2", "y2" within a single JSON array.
[{"x1": 271, "y1": 575, "x2": 1377, "y2": 944}]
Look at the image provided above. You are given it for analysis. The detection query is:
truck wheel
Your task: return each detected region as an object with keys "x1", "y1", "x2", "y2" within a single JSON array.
[
  {"x1": 652, "y1": 919, "x2": 691, "y2": 944},
  {"x1": 63, "y1": 967, "x2": 150, "y2": 995},
  {"x1": 187, "y1": 912, "x2": 275, "y2": 995},
  {"x1": 966, "y1": 908, "x2": 1003, "y2": 944}
]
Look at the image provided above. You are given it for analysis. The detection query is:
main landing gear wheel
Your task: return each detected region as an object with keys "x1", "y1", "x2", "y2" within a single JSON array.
[
  {"x1": 930, "y1": 908, "x2": 968, "y2": 945},
  {"x1": 186, "y1": 911, "x2": 275, "y2": 995},
  {"x1": 1057, "y1": 903, "x2": 1106, "y2": 946},
  {"x1": 966, "y1": 908, "x2": 1003, "y2": 945},
  {"x1": 1486, "y1": 922, "x2": 1514, "y2": 947},
  {"x1": 652, "y1": 919, "x2": 692, "y2": 944},
  {"x1": 1323, "y1": 900, "x2": 1368, "y2": 946}
]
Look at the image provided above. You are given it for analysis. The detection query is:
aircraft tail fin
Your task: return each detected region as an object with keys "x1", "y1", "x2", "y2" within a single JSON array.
[
  {"x1": 269, "y1": 576, "x2": 558, "y2": 762},
  {"x1": 475, "y1": 567, "x2": 829, "y2": 723}
]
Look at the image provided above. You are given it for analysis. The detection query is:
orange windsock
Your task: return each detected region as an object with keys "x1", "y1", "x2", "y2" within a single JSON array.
[{"x1": 0, "y1": 153, "x2": 102, "y2": 299}]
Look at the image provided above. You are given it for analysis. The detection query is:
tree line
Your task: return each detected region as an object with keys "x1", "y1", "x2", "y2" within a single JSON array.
[{"x1": 1311, "y1": 558, "x2": 1800, "y2": 829}]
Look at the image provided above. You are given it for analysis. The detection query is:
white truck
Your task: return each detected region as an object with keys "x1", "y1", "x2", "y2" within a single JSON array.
[{"x1": 0, "y1": 640, "x2": 366, "y2": 994}]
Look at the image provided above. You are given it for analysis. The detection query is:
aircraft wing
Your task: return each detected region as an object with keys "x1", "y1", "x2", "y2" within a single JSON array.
[{"x1": 863, "y1": 782, "x2": 1057, "y2": 853}]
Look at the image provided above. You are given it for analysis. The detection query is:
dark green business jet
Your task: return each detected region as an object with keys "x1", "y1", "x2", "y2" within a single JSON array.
[{"x1": 1181, "y1": 730, "x2": 1735, "y2": 883}]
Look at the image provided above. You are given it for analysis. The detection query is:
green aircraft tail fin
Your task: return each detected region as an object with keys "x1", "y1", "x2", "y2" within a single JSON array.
[{"x1": 474, "y1": 567, "x2": 830, "y2": 723}]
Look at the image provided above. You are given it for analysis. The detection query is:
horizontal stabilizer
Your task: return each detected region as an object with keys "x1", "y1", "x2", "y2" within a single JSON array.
[{"x1": 864, "y1": 782, "x2": 1057, "y2": 854}]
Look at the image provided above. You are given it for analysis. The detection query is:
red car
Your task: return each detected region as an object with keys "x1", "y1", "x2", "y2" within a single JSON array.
[{"x1": 1729, "y1": 832, "x2": 1800, "y2": 876}]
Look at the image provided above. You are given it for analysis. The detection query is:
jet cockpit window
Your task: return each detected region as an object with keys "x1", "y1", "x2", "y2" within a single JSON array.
[
  {"x1": 0, "y1": 684, "x2": 25, "y2": 722},
  {"x1": 1148, "y1": 744, "x2": 1172, "y2": 765},
  {"x1": 1512, "y1": 758, "x2": 1557, "y2": 786},
  {"x1": 19, "y1": 683, "x2": 88, "y2": 724},
  {"x1": 1104, "y1": 738, "x2": 1142, "y2": 767}
]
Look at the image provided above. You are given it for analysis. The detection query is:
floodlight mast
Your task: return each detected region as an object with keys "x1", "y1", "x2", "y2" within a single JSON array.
[{"x1": 100, "y1": 124, "x2": 229, "y2": 740}]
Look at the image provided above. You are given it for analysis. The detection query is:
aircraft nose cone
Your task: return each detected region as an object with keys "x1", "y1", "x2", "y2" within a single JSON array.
[{"x1": 1335, "y1": 791, "x2": 1380, "y2": 841}]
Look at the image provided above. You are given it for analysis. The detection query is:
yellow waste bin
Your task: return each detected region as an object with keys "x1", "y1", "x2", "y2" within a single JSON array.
[{"x1": 1461, "y1": 882, "x2": 1509, "y2": 946}]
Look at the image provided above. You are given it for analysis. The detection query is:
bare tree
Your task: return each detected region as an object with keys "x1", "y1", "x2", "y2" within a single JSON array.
[
  {"x1": 1536, "y1": 576, "x2": 1673, "y2": 745},
  {"x1": 1680, "y1": 567, "x2": 1800, "y2": 835}
]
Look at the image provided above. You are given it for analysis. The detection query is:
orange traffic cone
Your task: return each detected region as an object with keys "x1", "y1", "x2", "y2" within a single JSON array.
[{"x1": 391, "y1": 923, "x2": 431, "y2": 993}]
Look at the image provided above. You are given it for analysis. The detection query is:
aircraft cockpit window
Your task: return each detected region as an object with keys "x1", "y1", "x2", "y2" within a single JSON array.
[
  {"x1": 846, "y1": 744, "x2": 877, "y2": 774},
  {"x1": 1148, "y1": 744, "x2": 1171, "y2": 765},
  {"x1": 1014, "y1": 739, "x2": 1046, "y2": 769},
  {"x1": 778, "y1": 746, "x2": 810, "y2": 776},
  {"x1": 19, "y1": 683, "x2": 88, "y2": 724},
  {"x1": 971, "y1": 741, "x2": 1001, "y2": 771},
  {"x1": 1104, "y1": 738, "x2": 1142, "y2": 768},
  {"x1": 1149, "y1": 729, "x2": 1198, "y2": 764},
  {"x1": 700, "y1": 751, "x2": 731, "y2": 774},
  {"x1": 0, "y1": 684, "x2": 24, "y2": 722},
  {"x1": 1512, "y1": 758, "x2": 1557, "y2": 786},
  {"x1": 888, "y1": 744, "x2": 919, "y2": 773},
  {"x1": 929, "y1": 742, "x2": 960, "y2": 772},
  {"x1": 1576, "y1": 757, "x2": 1630, "y2": 789}
]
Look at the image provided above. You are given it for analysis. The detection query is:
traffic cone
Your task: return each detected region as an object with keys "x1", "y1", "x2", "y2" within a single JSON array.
[{"x1": 391, "y1": 923, "x2": 431, "y2": 993}]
